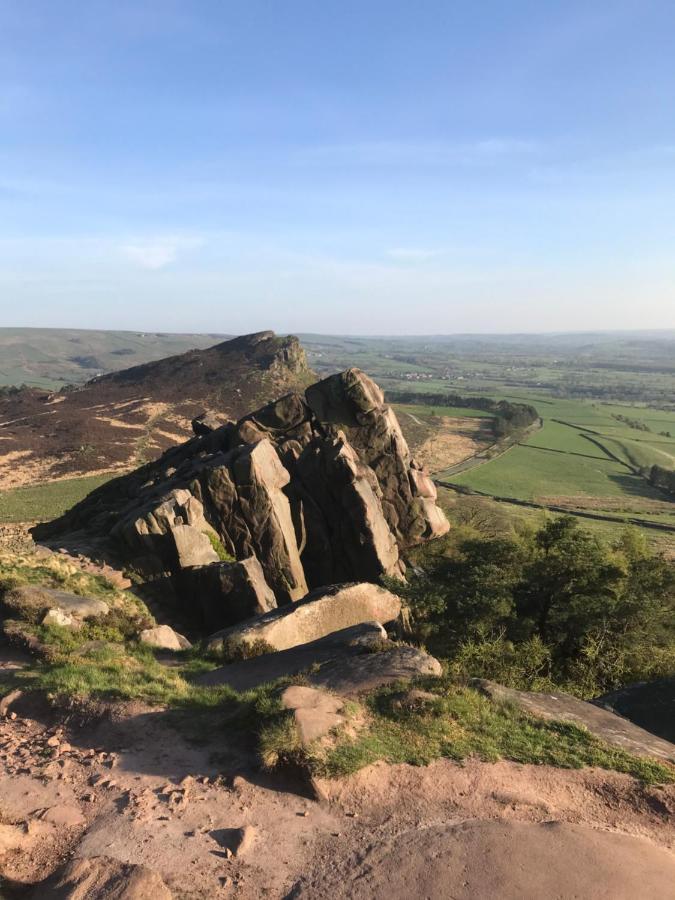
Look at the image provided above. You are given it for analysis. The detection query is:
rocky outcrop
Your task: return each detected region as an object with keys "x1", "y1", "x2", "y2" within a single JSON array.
[
  {"x1": 33, "y1": 368, "x2": 449, "y2": 630},
  {"x1": 206, "y1": 583, "x2": 402, "y2": 654},
  {"x1": 182, "y1": 557, "x2": 277, "y2": 631},
  {"x1": 199, "y1": 620, "x2": 442, "y2": 696}
]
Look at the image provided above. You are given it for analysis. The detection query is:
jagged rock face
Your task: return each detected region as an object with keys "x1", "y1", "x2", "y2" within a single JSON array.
[{"x1": 34, "y1": 368, "x2": 449, "y2": 627}]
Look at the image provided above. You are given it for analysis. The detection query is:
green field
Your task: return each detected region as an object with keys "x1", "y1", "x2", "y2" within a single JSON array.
[
  {"x1": 437, "y1": 394, "x2": 675, "y2": 553},
  {"x1": 0, "y1": 474, "x2": 114, "y2": 523},
  {"x1": 451, "y1": 442, "x2": 641, "y2": 500}
]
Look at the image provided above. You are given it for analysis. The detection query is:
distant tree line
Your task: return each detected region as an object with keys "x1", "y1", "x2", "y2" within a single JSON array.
[
  {"x1": 388, "y1": 390, "x2": 539, "y2": 438},
  {"x1": 612, "y1": 413, "x2": 651, "y2": 432}
]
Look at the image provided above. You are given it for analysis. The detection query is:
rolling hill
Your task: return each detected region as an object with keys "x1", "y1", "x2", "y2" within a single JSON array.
[{"x1": 0, "y1": 331, "x2": 313, "y2": 490}]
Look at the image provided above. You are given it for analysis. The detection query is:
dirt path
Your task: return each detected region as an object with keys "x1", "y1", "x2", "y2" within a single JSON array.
[{"x1": 1, "y1": 698, "x2": 673, "y2": 898}]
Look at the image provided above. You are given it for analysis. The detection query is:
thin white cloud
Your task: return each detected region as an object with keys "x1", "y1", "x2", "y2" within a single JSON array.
[
  {"x1": 121, "y1": 236, "x2": 203, "y2": 270},
  {"x1": 298, "y1": 138, "x2": 540, "y2": 167},
  {"x1": 386, "y1": 247, "x2": 441, "y2": 262}
]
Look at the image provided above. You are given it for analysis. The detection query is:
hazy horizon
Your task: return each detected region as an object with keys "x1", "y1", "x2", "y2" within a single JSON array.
[
  {"x1": 2, "y1": 324, "x2": 675, "y2": 341},
  {"x1": 2, "y1": 2, "x2": 675, "y2": 333}
]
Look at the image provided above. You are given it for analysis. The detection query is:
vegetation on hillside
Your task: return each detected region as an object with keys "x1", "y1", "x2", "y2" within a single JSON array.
[{"x1": 399, "y1": 517, "x2": 675, "y2": 699}]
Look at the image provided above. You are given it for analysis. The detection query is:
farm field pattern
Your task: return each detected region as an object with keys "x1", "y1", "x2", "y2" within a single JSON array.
[{"x1": 446, "y1": 395, "x2": 675, "y2": 531}]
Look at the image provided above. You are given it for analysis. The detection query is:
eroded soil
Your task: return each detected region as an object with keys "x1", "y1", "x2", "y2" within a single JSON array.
[{"x1": 1, "y1": 689, "x2": 673, "y2": 899}]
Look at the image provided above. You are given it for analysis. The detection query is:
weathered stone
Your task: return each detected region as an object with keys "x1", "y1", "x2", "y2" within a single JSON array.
[
  {"x1": 210, "y1": 825, "x2": 256, "y2": 858},
  {"x1": 169, "y1": 524, "x2": 219, "y2": 569},
  {"x1": 2, "y1": 585, "x2": 109, "y2": 621},
  {"x1": 0, "y1": 688, "x2": 24, "y2": 717},
  {"x1": 473, "y1": 680, "x2": 675, "y2": 763},
  {"x1": 594, "y1": 676, "x2": 675, "y2": 743},
  {"x1": 42, "y1": 607, "x2": 81, "y2": 629},
  {"x1": 232, "y1": 439, "x2": 308, "y2": 603},
  {"x1": 42, "y1": 804, "x2": 85, "y2": 827},
  {"x1": 33, "y1": 855, "x2": 173, "y2": 900},
  {"x1": 182, "y1": 557, "x2": 276, "y2": 631},
  {"x1": 207, "y1": 583, "x2": 401, "y2": 654},
  {"x1": 306, "y1": 369, "x2": 449, "y2": 546},
  {"x1": 281, "y1": 685, "x2": 344, "y2": 745},
  {"x1": 295, "y1": 434, "x2": 404, "y2": 584},
  {"x1": 191, "y1": 412, "x2": 223, "y2": 436},
  {"x1": 306, "y1": 368, "x2": 385, "y2": 426},
  {"x1": 309, "y1": 644, "x2": 442, "y2": 696},
  {"x1": 291, "y1": 820, "x2": 675, "y2": 900},
  {"x1": 199, "y1": 623, "x2": 387, "y2": 691},
  {"x1": 32, "y1": 368, "x2": 449, "y2": 621},
  {"x1": 139, "y1": 624, "x2": 192, "y2": 651}
]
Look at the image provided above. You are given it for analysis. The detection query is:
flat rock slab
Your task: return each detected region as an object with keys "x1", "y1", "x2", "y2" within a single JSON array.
[
  {"x1": 474, "y1": 680, "x2": 675, "y2": 763},
  {"x1": 33, "y1": 855, "x2": 173, "y2": 900},
  {"x1": 292, "y1": 819, "x2": 675, "y2": 900},
  {"x1": 198, "y1": 622, "x2": 387, "y2": 691},
  {"x1": 200, "y1": 629, "x2": 441, "y2": 697},
  {"x1": 3, "y1": 585, "x2": 109, "y2": 620},
  {"x1": 282, "y1": 685, "x2": 345, "y2": 745},
  {"x1": 309, "y1": 645, "x2": 442, "y2": 696},
  {"x1": 207, "y1": 582, "x2": 401, "y2": 653}
]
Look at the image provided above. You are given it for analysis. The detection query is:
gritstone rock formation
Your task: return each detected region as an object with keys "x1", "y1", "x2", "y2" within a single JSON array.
[{"x1": 34, "y1": 368, "x2": 449, "y2": 632}]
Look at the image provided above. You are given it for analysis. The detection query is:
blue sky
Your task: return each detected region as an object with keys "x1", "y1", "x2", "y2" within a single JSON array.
[{"x1": 1, "y1": 1, "x2": 675, "y2": 334}]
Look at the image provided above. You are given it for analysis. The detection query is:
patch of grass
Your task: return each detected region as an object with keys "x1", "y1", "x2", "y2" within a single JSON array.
[
  {"x1": 0, "y1": 474, "x2": 114, "y2": 524},
  {"x1": 319, "y1": 678, "x2": 674, "y2": 785},
  {"x1": 1, "y1": 553, "x2": 118, "y2": 600},
  {"x1": 204, "y1": 531, "x2": 235, "y2": 563}
]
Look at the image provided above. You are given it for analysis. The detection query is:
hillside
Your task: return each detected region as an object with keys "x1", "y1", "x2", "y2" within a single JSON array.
[
  {"x1": 0, "y1": 328, "x2": 232, "y2": 390},
  {"x1": 0, "y1": 332, "x2": 313, "y2": 490}
]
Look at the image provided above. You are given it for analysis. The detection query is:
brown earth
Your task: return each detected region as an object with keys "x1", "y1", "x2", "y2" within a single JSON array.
[
  {"x1": 0, "y1": 332, "x2": 313, "y2": 490},
  {"x1": 398, "y1": 413, "x2": 493, "y2": 474},
  {"x1": 0, "y1": 695, "x2": 673, "y2": 899}
]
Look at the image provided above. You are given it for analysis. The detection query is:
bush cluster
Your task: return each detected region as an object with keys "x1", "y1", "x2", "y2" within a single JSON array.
[{"x1": 395, "y1": 518, "x2": 675, "y2": 698}]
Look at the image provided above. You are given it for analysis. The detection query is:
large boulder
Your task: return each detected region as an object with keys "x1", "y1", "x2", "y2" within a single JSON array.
[
  {"x1": 309, "y1": 644, "x2": 442, "y2": 695},
  {"x1": 182, "y1": 557, "x2": 277, "y2": 631},
  {"x1": 206, "y1": 583, "x2": 402, "y2": 654},
  {"x1": 200, "y1": 622, "x2": 387, "y2": 691},
  {"x1": 139, "y1": 624, "x2": 191, "y2": 651}
]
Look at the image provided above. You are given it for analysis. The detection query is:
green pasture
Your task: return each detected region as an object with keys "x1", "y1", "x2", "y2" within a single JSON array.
[
  {"x1": 450, "y1": 444, "x2": 642, "y2": 500},
  {"x1": 0, "y1": 473, "x2": 114, "y2": 523}
]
